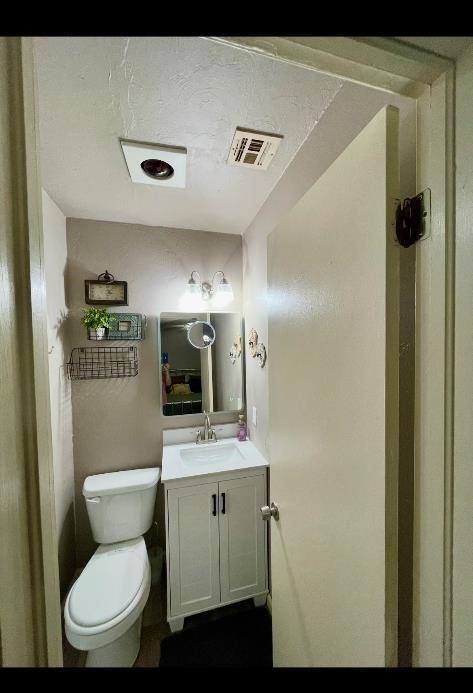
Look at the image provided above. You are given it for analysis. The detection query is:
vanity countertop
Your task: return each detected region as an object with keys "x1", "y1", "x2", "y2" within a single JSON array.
[{"x1": 161, "y1": 437, "x2": 269, "y2": 482}]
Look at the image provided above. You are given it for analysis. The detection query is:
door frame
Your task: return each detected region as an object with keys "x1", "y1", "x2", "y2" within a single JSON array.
[
  {"x1": 0, "y1": 37, "x2": 62, "y2": 666},
  {"x1": 1, "y1": 35, "x2": 454, "y2": 667},
  {"x1": 208, "y1": 36, "x2": 455, "y2": 668}
]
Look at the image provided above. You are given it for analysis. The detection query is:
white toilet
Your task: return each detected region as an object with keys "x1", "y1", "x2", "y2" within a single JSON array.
[{"x1": 64, "y1": 467, "x2": 161, "y2": 667}]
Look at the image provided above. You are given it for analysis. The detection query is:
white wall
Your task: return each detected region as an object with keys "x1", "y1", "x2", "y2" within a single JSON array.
[
  {"x1": 65, "y1": 219, "x2": 242, "y2": 565},
  {"x1": 453, "y1": 43, "x2": 473, "y2": 667},
  {"x1": 243, "y1": 81, "x2": 416, "y2": 460},
  {"x1": 42, "y1": 190, "x2": 75, "y2": 595}
]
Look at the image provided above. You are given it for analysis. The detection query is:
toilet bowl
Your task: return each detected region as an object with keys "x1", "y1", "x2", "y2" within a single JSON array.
[
  {"x1": 65, "y1": 537, "x2": 151, "y2": 666},
  {"x1": 64, "y1": 467, "x2": 160, "y2": 667}
]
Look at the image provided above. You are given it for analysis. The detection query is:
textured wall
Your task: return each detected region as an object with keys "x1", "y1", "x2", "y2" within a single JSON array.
[
  {"x1": 42, "y1": 190, "x2": 75, "y2": 596},
  {"x1": 65, "y1": 219, "x2": 242, "y2": 566}
]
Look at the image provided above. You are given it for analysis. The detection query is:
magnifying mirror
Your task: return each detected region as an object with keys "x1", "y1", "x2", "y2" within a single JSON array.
[{"x1": 186, "y1": 320, "x2": 216, "y2": 349}]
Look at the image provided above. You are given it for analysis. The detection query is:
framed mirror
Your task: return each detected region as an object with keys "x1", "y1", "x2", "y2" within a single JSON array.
[{"x1": 159, "y1": 312, "x2": 244, "y2": 417}]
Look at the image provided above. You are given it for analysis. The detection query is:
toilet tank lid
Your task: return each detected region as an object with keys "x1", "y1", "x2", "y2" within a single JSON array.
[{"x1": 83, "y1": 467, "x2": 161, "y2": 498}]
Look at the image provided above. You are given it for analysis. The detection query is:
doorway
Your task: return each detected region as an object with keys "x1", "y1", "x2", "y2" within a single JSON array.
[{"x1": 0, "y1": 36, "x2": 454, "y2": 664}]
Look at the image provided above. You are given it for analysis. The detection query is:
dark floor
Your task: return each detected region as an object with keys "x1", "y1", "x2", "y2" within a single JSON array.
[
  {"x1": 160, "y1": 605, "x2": 272, "y2": 667},
  {"x1": 63, "y1": 572, "x2": 272, "y2": 668}
]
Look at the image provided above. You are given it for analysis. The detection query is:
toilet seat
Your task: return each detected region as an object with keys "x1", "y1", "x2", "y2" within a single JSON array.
[
  {"x1": 65, "y1": 537, "x2": 150, "y2": 652},
  {"x1": 69, "y1": 550, "x2": 145, "y2": 627}
]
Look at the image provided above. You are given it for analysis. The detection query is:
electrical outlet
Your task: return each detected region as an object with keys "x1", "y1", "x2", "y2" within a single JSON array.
[{"x1": 252, "y1": 406, "x2": 257, "y2": 426}]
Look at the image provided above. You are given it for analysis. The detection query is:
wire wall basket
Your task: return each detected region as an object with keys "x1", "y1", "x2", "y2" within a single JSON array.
[
  {"x1": 67, "y1": 346, "x2": 138, "y2": 380},
  {"x1": 87, "y1": 314, "x2": 147, "y2": 341}
]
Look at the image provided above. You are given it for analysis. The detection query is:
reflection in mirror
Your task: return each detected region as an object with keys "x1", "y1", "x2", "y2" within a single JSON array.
[
  {"x1": 186, "y1": 320, "x2": 216, "y2": 349},
  {"x1": 159, "y1": 312, "x2": 244, "y2": 417}
]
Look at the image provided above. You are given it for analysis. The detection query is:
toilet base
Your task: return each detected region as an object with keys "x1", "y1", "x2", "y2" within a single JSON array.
[{"x1": 85, "y1": 614, "x2": 142, "y2": 667}]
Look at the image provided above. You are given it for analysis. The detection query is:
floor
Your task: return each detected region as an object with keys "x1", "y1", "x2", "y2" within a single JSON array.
[
  {"x1": 160, "y1": 603, "x2": 272, "y2": 667},
  {"x1": 63, "y1": 570, "x2": 269, "y2": 667}
]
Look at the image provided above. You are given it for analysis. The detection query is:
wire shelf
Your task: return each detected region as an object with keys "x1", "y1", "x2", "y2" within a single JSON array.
[
  {"x1": 67, "y1": 346, "x2": 138, "y2": 380},
  {"x1": 87, "y1": 314, "x2": 146, "y2": 341}
]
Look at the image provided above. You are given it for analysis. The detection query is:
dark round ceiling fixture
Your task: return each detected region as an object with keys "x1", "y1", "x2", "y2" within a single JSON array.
[{"x1": 140, "y1": 158, "x2": 174, "y2": 180}]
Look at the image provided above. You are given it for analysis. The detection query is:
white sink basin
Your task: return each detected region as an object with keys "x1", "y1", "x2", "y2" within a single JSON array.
[
  {"x1": 180, "y1": 443, "x2": 244, "y2": 467},
  {"x1": 161, "y1": 437, "x2": 268, "y2": 482}
]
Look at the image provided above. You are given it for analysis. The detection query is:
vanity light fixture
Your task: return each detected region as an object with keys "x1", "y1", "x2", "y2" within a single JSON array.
[{"x1": 186, "y1": 270, "x2": 234, "y2": 305}]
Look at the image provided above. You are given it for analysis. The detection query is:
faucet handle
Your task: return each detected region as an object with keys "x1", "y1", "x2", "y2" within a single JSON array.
[{"x1": 196, "y1": 429, "x2": 202, "y2": 443}]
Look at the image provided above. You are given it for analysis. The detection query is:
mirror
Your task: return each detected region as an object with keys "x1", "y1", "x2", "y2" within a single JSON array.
[
  {"x1": 159, "y1": 312, "x2": 244, "y2": 417},
  {"x1": 186, "y1": 320, "x2": 216, "y2": 349}
]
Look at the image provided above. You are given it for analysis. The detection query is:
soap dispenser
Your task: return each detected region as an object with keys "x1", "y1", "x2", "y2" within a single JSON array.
[{"x1": 237, "y1": 414, "x2": 247, "y2": 441}]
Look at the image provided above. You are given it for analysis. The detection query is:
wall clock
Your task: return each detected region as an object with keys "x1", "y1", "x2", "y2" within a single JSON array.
[{"x1": 85, "y1": 270, "x2": 128, "y2": 306}]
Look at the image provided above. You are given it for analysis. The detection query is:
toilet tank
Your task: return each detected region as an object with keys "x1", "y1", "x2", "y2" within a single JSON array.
[{"x1": 83, "y1": 468, "x2": 161, "y2": 544}]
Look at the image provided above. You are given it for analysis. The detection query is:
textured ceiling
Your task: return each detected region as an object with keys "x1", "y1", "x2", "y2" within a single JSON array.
[{"x1": 34, "y1": 37, "x2": 344, "y2": 234}]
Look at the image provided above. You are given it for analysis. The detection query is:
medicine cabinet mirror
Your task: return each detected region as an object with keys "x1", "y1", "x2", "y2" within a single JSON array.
[{"x1": 159, "y1": 312, "x2": 244, "y2": 417}]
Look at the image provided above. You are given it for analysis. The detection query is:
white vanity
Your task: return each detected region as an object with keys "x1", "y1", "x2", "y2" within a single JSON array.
[{"x1": 162, "y1": 427, "x2": 269, "y2": 632}]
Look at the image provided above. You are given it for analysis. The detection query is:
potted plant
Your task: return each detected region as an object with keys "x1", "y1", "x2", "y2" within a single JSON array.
[{"x1": 81, "y1": 307, "x2": 114, "y2": 340}]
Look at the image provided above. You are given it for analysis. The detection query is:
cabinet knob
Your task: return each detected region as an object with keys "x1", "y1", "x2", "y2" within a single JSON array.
[{"x1": 261, "y1": 502, "x2": 279, "y2": 521}]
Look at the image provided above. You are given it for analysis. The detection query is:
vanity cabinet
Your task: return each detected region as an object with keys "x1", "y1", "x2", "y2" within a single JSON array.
[{"x1": 164, "y1": 468, "x2": 268, "y2": 631}]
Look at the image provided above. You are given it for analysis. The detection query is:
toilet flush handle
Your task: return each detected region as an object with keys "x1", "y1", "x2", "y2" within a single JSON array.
[{"x1": 86, "y1": 496, "x2": 101, "y2": 504}]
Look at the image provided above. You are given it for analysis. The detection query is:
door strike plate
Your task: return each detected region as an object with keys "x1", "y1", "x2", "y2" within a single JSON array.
[{"x1": 395, "y1": 188, "x2": 431, "y2": 248}]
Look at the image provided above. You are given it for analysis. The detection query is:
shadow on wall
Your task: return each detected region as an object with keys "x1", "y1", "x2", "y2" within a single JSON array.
[
  {"x1": 57, "y1": 501, "x2": 76, "y2": 597},
  {"x1": 50, "y1": 271, "x2": 76, "y2": 597}
]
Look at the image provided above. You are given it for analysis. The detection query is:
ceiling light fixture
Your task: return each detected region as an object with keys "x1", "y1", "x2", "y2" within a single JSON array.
[
  {"x1": 140, "y1": 159, "x2": 174, "y2": 180},
  {"x1": 186, "y1": 271, "x2": 234, "y2": 306},
  {"x1": 120, "y1": 140, "x2": 187, "y2": 188}
]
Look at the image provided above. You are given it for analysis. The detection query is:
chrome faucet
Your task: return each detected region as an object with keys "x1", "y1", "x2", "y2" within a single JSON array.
[{"x1": 196, "y1": 410, "x2": 217, "y2": 444}]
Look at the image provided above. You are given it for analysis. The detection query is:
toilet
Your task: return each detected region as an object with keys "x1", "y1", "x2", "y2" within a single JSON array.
[{"x1": 64, "y1": 467, "x2": 160, "y2": 667}]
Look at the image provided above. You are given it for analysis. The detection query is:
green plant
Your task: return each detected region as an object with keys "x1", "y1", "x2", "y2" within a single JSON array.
[{"x1": 81, "y1": 307, "x2": 114, "y2": 330}]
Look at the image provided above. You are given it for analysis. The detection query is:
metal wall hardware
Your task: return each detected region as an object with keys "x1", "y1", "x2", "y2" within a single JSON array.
[
  {"x1": 395, "y1": 188, "x2": 431, "y2": 248},
  {"x1": 87, "y1": 313, "x2": 146, "y2": 341},
  {"x1": 67, "y1": 346, "x2": 138, "y2": 380},
  {"x1": 261, "y1": 502, "x2": 279, "y2": 521}
]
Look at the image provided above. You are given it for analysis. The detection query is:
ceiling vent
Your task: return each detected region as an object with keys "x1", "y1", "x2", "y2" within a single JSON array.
[{"x1": 226, "y1": 128, "x2": 283, "y2": 170}]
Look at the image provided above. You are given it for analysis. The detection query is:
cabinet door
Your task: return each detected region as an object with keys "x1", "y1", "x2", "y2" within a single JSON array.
[
  {"x1": 167, "y1": 482, "x2": 220, "y2": 617},
  {"x1": 219, "y1": 474, "x2": 267, "y2": 604}
]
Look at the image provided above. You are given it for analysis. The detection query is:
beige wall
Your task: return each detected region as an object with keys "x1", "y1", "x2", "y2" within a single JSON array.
[
  {"x1": 453, "y1": 43, "x2": 473, "y2": 667},
  {"x1": 211, "y1": 313, "x2": 243, "y2": 412},
  {"x1": 65, "y1": 219, "x2": 242, "y2": 566},
  {"x1": 243, "y1": 81, "x2": 416, "y2": 460},
  {"x1": 42, "y1": 190, "x2": 75, "y2": 596}
]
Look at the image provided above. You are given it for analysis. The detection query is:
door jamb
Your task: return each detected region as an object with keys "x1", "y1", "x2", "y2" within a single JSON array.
[{"x1": 0, "y1": 37, "x2": 63, "y2": 667}]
